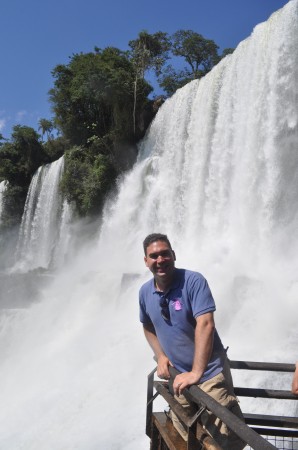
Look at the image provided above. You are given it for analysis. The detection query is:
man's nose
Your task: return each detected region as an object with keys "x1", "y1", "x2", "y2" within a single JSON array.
[{"x1": 157, "y1": 255, "x2": 165, "y2": 262}]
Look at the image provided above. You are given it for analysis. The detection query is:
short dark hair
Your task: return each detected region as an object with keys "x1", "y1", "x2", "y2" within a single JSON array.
[{"x1": 143, "y1": 233, "x2": 173, "y2": 255}]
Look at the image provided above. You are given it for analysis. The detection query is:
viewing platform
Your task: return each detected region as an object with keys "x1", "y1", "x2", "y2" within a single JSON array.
[{"x1": 146, "y1": 361, "x2": 298, "y2": 450}]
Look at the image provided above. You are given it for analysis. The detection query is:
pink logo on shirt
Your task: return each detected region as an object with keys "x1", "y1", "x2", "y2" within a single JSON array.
[{"x1": 174, "y1": 299, "x2": 182, "y2": 311}]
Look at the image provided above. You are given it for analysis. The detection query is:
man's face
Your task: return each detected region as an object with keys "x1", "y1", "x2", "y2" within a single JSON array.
[{"x1": 144, "y1": 240, "x2": 176, "y2": 281}]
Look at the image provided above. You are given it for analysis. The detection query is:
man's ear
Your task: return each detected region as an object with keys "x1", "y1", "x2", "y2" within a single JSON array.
[
  {"x1": 144, "y1": 256, "x2": 149, "y2": 267},
  {"x1": 172, "y1": 250, "x2": 176, "y2": 261}
]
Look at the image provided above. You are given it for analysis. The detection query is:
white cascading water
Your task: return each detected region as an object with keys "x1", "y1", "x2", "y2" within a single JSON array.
[
  {"x1": 0, "y1": 1, "x2": 297, "y2": 449},
  {"x1": 0, "y1": 180, "x2": 8, "y2": 224},
  {"x1": 15, "y1": 155, "x2": 72, "y2": 271}
]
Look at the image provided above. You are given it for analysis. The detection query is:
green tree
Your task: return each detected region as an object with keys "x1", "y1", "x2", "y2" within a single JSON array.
[
  {"x1": 171, "y1": 30, "x2": 219, "y2": 77},
  {"x1": 43, "y1": 136, "x2": 69, "y2": 161},
  {"x1": 220, "y1": 48, "x2": 234, "y2": 59},
  {"x1": 0, "y1": 125, "x2": 48, "y2": 186},
  {"x1": 60, "y1": 147, "x2": 117, "y2": 216},
  {"x1": 49, "y1": 47, "x2": 155, "y2": 216},
  {"x1": 38, "y1": 118, "x2": 54, "y2": 142},
  {"x1": 129, "y1": 31, "x2": 170, "y2": 133},
  {"x1": 49, "y1": 47, "x2": 152, "y2": 146},
  {"x1": 158, "y1": 66, "x2": 191, "y2": 96},
  {"x1": 0, "y1": 125, "x2": 49, "y2": 226},
  {"x1": 0, "y1": 133, "x2": 7, "y2": 145},
  {"x1": 158, "y1": 30, "x2": 232, "y2": 96}
]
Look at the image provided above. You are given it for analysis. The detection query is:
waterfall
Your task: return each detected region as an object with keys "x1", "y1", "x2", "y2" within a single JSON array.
[
  {"x1": 0, "y1": 180, "x2": 7, "y2": 225},
  {"x1": 0, "y1": 2, "x2": 297, "y2": 449},
  {"x1": 15, "y1": 156, "x2": 72, "y2": 271}
]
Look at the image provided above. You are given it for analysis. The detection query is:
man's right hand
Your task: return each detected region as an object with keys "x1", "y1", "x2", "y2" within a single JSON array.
[{"x1": 157, "y1": 354, "x2": 173, "y2": 379}]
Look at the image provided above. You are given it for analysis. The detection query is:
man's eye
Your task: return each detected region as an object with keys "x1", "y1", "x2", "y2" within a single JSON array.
[{"x1": 149, "y1": 251, "x2": 171, "y2": 259}]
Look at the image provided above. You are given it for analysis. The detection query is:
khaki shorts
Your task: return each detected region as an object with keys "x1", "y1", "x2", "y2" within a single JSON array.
[{"x1": 170, "y1": 358, "x2": 246, "y2": 450}]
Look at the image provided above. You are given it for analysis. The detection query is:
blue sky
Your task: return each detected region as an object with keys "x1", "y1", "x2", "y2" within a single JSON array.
[{"x1": 0, "y1": 0, "x2": 289, "y2": 138}]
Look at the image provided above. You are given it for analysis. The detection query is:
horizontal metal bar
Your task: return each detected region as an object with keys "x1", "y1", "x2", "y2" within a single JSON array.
[
  {"x1": 234, "y1": 387, "x2": 297, "y2": 400},
  {"x1": 250, "y1": 427, "x2": 298, "y2": 438},
  {"x1": 244, "y1": 413, "x2": 298, "y2": 429},
  {"x1": 229, "y1": 360, "x2": 295, "y2": 372}
]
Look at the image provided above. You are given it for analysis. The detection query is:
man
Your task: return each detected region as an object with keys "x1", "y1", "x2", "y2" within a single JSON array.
[{"x1": 139, "y1": 233, "x2": 245, "y2": 449}]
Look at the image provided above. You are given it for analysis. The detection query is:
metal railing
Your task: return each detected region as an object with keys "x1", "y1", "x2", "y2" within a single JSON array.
[
  {"x1": 146, "y1": 360, "x2": 298, "y2": 450},
  {"x1": 230, "y1": 361, "x2": 298, "y2": 449}
]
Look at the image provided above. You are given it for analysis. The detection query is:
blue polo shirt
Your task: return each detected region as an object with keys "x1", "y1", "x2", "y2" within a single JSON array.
[{"x1": 139, "y1": 268, "x2": 225, "y2": 382}]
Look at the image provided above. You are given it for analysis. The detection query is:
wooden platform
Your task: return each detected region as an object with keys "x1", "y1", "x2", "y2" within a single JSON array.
[{"x1": 151, "y1": 412, "x2": 187, "y2": 450}]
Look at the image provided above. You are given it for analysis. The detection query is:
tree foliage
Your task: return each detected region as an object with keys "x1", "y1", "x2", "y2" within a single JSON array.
[
  {"x1": 159, "y1": 30, "x2": 233, "y2": 95},
  {"x1": 0, "y1": 125, "x2": 50, "y2": 226},
  {"x1": 129, "y1": 31, "x2": 170, "y2": 78},
  {"x1": 43, "y1": 136, "x2": 69, "y2": 161},
  {"x1": 0, "y1": 185, "x2": 28, "y2": 228},
  {"x1": 49, "y1": 47, "x2": 156, "y2": 215},
  {"x1": 60, "y1": 147, "x2": 117, "y2": 216},
  {"x1": 129, "y1": 31, "x2": 170, "y2": 133},
  {"x1": 158, "y1": 66, "x2": 192, "y2": 96},
  {"x1": 172, "y1": 30, "x2": 219, "y2": 76},
  {"x1": 49, "y1": 47, "x2": 152, "y2": 146},
  {"x1": 0, "y1": 125, "x2": 48, "y2": 186},
  {"x1": 38, "y1": 118, "x2": 54, "y2": 141}
]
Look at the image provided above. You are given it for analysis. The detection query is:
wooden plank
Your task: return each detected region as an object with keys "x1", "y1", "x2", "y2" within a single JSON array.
[{"x1": 152, "y1": 413, "x2": 187, "y2": 450}]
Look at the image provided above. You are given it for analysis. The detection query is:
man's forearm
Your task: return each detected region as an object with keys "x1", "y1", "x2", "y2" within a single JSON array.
[
  {"x1": 143, "y1": 323, "x2": 165, "y2": 358},
  {"x1": 192, "y1": 313, "x2": 215, "y2": 381},
  {"x1": 143, "y1": 323, "x2": 171, "y2": 379}
]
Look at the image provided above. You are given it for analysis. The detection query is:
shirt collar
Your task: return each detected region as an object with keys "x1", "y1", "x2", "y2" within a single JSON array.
[{"x1": 151, "y1": 268, "x2": 181, "y2": 294}]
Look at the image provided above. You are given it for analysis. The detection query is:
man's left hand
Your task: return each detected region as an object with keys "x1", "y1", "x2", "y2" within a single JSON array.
[{"x1": 173, "y1": 371, "x2": 201, "y2": 396}]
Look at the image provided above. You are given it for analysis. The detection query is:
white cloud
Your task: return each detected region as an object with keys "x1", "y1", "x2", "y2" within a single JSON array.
[
  {"x1": 15, "y1": 110, "x2": 28, "y2": 122},
  {"x1": 0, "y1": 118, "x2": 6, "y2": 132}
]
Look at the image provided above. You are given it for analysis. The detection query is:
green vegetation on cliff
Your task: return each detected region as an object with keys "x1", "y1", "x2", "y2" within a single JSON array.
[
  {"x1": 48, "y1": 46, "x2": 154, "y2": 217},
  {"x1": 0, "y1": 30, "x2": 233, "y2": 228},
  {"x1": 49, "y1": 47, "x2": 153, "y2": 146},
  {"x1": 0, "y1": 126, "x2": 50, "y2": 226}
]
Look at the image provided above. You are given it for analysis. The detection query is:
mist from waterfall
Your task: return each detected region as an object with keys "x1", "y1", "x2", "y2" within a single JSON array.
[
  {"x1": 15, "y1": 156, "x2": 73, "y2": 271},
  {"x1": 0, "y1": 180, "x2": 8, "y2": 225},
  {"x1": 0, "y1": 1, "x2": 298, "y2": 449}
]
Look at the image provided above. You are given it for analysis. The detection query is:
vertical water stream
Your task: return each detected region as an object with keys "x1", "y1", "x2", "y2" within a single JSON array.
[{"x1": 15, "y1": 156, "x2": 72, "y2": 271}]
